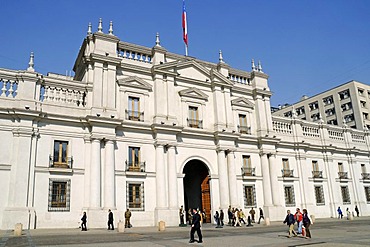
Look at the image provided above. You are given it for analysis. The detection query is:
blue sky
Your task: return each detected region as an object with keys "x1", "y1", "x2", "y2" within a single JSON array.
[{"x1": 1, "y1": 0, "x2": 370, "y2": 106}]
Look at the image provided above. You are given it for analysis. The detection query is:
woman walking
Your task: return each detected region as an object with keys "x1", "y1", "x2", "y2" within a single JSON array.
[{"x1": 302, "y1": 209, "x2": 313, "y2": 239}]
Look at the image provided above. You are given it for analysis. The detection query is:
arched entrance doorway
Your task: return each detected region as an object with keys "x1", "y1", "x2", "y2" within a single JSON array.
[{"x1": 183, "y1": 160, "x2": 211, "y2": 223}]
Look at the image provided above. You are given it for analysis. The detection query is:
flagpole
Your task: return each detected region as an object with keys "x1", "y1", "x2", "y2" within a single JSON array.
[{"x1": 185, "y1": 45, "x2": 188, "y2": 56}]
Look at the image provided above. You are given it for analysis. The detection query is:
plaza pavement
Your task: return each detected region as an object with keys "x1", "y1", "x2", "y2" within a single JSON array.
[{"x1": 1, "y1": 216, "x2": 370, "y2": 247}]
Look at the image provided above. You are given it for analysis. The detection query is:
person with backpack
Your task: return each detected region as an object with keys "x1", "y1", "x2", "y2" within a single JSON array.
[
  {"x1": 283, "y1": 210, "x2": 297, "y2": 238},
  {"x1": 302, "y1": 209, "x2": 313, "y2": 239}
]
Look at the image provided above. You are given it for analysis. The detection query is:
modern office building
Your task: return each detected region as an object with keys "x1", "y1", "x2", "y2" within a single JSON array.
[
  {"x1": 0, "y1": 20, "x2": 370, "y2": 230},
  {"x1": 272, "y1": 80, "x2": 370, "y2": 130}
]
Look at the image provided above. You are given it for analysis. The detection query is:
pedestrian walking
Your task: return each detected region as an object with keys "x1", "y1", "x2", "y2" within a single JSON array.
[
  {"x1": 107, "y1": 209, "x2": 114, "y2": 230},
  {"x1": 249, "y1": 207, "x2": 256, "y2": 223},
  {"x1": 258, "y1": 207, "x2": 265, "y2": 224},
  {"x1": 125, "y1": 208, "x2": 132, "y2": 228},
  {"x1": 227, "y1": 206, "x2": 232, "y2": 225},
  {"x1": 239, "y1": 209, "x2": 246, "y2": 224},
  {"x1": 283, "y1": 210, "x2": 297, "y2": 238},
  {"x1": 346, "y1": 208, "x2": 350, "y2": 220},
  {"x1": 219, "y1": 209, "x2": 224, "y2": 227},
  {"x1": 189, "y1": 208, "x2": 203, "y2": 243},
  {"x1": 295, "y1": 208, "x2": 303, "y2": 234},
  {"x1": 302, "y1": 209, "x2": 313, "y2": 239},
  {"x1": 179, "y1": 205, "x2": 185, "y2": 225},
  {"x1": 214, "y1": 211, "x2": 221, "y2": 228},
  {"x1": 337, "y1": 207, "x2": 343, "y2": 219},
  {"x1": 355, "y1": 205, "x2": 359, "y2": 217},
  {"x1": 234, "y1": 209, "x2": 241, "y2": 227},
  {"x1": 81, "y1": 212, "x2": 87, "y2": 231}
]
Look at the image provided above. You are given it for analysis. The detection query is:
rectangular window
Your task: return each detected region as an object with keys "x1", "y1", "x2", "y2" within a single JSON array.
[
  {"x1": 282, "y1": 158, "x2": 289, "y2": 170},
  {"x1": 282, "y1": 158, "x2": 293, "y2": 177},
  {"x1": 312, "y1": 161, "x2": 319, "y2": 171},
  {"x1": 341, "y1": 186, "x2": 351, "y2": 204},
  {"x1": 338, "y1": 163, "x2": 343, "y2": 172},
  {"x1": 312, "y1": 161, "x2": 322, "y2": 178},
  {"x1": 238, "y1": 114, "x2": 250, "y2": 134},
  {"x1": 48, "y1": 179, "x2": 70, "y2": 211},
  {"x1": 127, "y1": 97, "x2": 142, "y2": 121},
  {"x1": 365, "y1": 187, "x2": 370, "y2": 203},
  {"x1": 127, "y1": 182, "x2": 144, "y2": 210},
  {"x1": 188, "y1": 106, "x2": 202, "y2": 128},
  {"x1": 244, "y1": 185, "x2": 256, "y2": 207},
  {"x1": 242, "y1": 155, "x2": 254, "y2": 176},
  {"x1": 284, "y1": 185, "x2": 295, "y2": 206},
  {"x1": 127, "y1": 147, "x2": 143, "y2": 172},
  {"x1": 52, "y1": 140, "x2": 69, "y2": 168},
  {"x1": 314, "y1": 186, "x2": 325, "y2": 205}
]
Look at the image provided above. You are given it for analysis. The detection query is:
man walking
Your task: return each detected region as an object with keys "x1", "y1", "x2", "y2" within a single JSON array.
[
  {"x1": 81, "y1": 212, "x2": 87, "y2": 231},
  {"x1": 189, "y1": 208, "x2": 203, "y2": 243},
  {"x1": 355, "y1": 205, "x2": 359, "y2": 217},
  {"x1": 249, "y1": 207, "x2": 256, "y2": 223},
  {"x1": 107, "y1": 209, "x2": 114, "y2": 230},
  {"x1": 179, "y1": 205, "x2": 185, "y2": 225},
  {"x1": 258, "y1": 207, "x2": 264, "y2": 224},
  {"x1": 283, "y1": 210, "x2": 297, "y2": 238},
  {"x1": 219, "y1": 209, "x2": 224, "y2": 227},
  {"x1": 337, "y1": 207, "x2": 343, "y2": 219}
]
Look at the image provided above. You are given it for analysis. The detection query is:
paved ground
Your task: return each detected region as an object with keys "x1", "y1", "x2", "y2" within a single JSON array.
[{"x1": 1, "y1": 217, "x2": 369, "y2": 247}]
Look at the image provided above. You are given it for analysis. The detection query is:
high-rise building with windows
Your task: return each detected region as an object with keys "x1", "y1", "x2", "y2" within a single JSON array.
[
  {"x1": 272, "y1": 80, "x2": 370, "y2": 130},
  {"x1": 0, "y1": 20, "x2": 370, "y2": 230}
]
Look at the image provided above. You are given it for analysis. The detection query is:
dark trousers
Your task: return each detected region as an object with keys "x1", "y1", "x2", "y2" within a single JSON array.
[
  {"x1": 258, "y1": 215, "x2": 264, "y2": 224},
  {"x1": 304, "y1": 222, "x2": 311, "y2": 238},
  {"x1": 125, "y1": 218, "x2": 131, "y2": 228},
  {"x1": 108, "y1": 220, "x2": 114, "y2": 230},
  {"x1": 180, "y1": 216, "x2": 184, "y2": 225},
  {"x1": 190, "y1": 227, "x2": 202, "y2": 242},
  {"x1": 81, "y1": 222, "x2": 87, "y2": 231}
]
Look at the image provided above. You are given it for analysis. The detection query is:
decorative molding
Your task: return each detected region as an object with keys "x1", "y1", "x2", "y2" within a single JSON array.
[
  {"x1": 231, "y1": 97, "x2": 255, "y2": 109},
  {"x1": 117, "y1": 76, "x2": 152, "y2": 91},
  {"x1": 178, "y1": 87, "x2": 208, "y2": 101}
]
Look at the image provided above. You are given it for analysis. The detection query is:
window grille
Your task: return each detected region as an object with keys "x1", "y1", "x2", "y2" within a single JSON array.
[
  {"x1": 284, "y1": 185, "x2": 295, "y2": 207},
  {"x1": 127, "y1": 182, "x2": 144, "y2": 211},
  {"x1": 314, "y1": 186, "x2": 325, "y2": 205},
  {"x1": 48, "y1": 179, "x2": 70, "y2": 211},
  {"x1": 341, "y1": 186, "x2": 351, "y2": 204},
  {"x1": 364, "y1": 187, "x2": 370, "y2": 203},
  {"x1": 244, "y1": 185, "x2": 256, "y2": 207}
]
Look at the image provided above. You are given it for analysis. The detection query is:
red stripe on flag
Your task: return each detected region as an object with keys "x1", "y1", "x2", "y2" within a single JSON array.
[{"x1": 182, "y1": 0, "x2": 188, "y2": 46}]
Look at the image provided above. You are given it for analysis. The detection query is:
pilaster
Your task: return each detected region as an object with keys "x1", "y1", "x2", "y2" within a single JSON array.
[{"x1": 217, "y1": 149, "x2": 230, "y2": 209}]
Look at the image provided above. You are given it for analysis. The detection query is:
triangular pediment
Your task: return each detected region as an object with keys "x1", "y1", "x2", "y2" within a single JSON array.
[
  {"x1": 178, "y1": 87, "x2": 209, "y2": 101},
  {"x1": 117, "y1": 76, "x2": 152, "y2": 91},
  {"x1": 154, "y1": 59, "x2": 211, "y2": 82},
  {"x1": 210, "y1": 69, "x2": 233, "y2": 86},
  {"x1": 231, "y1": 97, "x2": 254, "y2": 109}
]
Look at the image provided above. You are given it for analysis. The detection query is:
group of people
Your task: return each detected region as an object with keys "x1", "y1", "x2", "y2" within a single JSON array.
[
  {"x1": 337, "y1": 205, "x2": 360, "y2": 219},
  {"x1": 79, "y1": 209, "x2": 132, "y2": 231},
  {"x1": 225, "y1": 206, "x2": 265, "y2": 227},
  {"x1": 283, "y1": 208, "x2": 312, "y2": 239}
]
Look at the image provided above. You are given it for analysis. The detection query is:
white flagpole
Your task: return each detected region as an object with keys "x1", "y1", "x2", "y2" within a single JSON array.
[{"x1": 185, "y1": 45, "x2": 188, "y2": 56}]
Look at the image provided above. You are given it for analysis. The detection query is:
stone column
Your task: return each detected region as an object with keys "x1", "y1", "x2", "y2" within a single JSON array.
[
  {"x1": 268, "y1": 154, "x2": 281, "y2": 206},
  {"x1": 90, "y1": 139, "x2": 101, "y2": 208},
  {"x1": 167, "y1": 146, "x2": 178, "y2": 209},
  {"x1": 104, "y1": 140, "x2": 116, "y2": 209},
  {"x1": 83, "y1": 137, "x2": 92, "y2": 208},
  {"x1": 217, "y1": 149, "x2": 230, "y2": 209},
  {"x1": 156, "y1": 145, "x2": 167, "y2": 209},
  {"x1": 261, "y1": 153, "x2": 273, "y2": 207},
  {"x1": 323, "y1": 153, "x2": 336, "y2": 217},
  {"x1": 227, "y1": 151, "x2": 238, "y2": 207}
]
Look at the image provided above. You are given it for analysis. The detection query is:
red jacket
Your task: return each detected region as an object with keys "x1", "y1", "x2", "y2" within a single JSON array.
[{"x1": 295, "y1": 212, "x2": 303, "y2": 222}]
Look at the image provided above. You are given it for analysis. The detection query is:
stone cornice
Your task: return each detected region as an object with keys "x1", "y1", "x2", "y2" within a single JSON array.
[
  {"x1": 86, "y1": 115, "x2": 122, "y2": 126},
  {"x1": 89, "y1": 53, "x2": 121, "y2": 66},
  {"x1": 178, "y1": 87, "x2": 209, "y2": 101},
  {"x1": 93, "y1": 32, "x2": 120, "y2": 43},
  {"x1": 251, "y1": 71, "x2": 269, "y2": 79},
  {"x1": 117, "y1": 76, "x2": 152, "y2": 92}
]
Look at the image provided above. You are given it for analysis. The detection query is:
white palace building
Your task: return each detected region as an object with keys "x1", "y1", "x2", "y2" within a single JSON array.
[{"x1": 1, "y1": 20, "x2": 370, "y2": 229}]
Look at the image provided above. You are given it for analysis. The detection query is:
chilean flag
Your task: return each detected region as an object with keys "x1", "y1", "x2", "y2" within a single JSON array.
[{"x1": 182, "y1": 0, "x2": 188, "y2": 46}]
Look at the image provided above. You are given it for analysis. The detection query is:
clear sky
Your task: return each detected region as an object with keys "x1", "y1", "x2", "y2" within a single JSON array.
[{"x1": 1, "y1": 0, "x2": 370, "y2": 106}]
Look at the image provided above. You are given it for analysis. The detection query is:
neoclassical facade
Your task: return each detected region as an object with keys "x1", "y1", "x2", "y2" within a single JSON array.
[{"x1": 0, "y1": 20, "x2": 369, "y2": 229}]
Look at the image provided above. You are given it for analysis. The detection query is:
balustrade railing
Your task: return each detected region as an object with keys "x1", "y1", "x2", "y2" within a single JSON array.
[
  {"x1": 125, "y1": 161, "x2": 146, "y2": 172},
  {"x1": 361, "y1": 173, "x2": 370, "y2": 180},
  {"x1": 241, "y1": 167, "x2": 255, "y2": 176},
  {"x1": 282, "y1": 169, "x2": 294, "y2": 177},
  {"x1": 302, "y1": 125, "x2": 320, "y2": 138},
  {"x1": 312, "y1": 170, "x2": 323, "y2": 178},
  {"x1": 0, "y1": 79, "x2": 18, "y2": 98},
  {"x1": 187, "y1": 118, "x2": 203, "y2": 129},
  {"x1": 229, "y1": 74, "x2": 249, "y2": 84},
  {"x1": 351, "y1": 132, "x2": 366, "y2": 143},
  {"x1": 125, "y1": 110, "x2": 144, "y2": 122},
  {"x1": 328, "y1": 129, "x2": 344, "y2": 141},
  {"x1": 338, "y1": 172, "x2": 348, "y2": 179},
  {"x1": 238, "y1": 125, "x2": 251, "y2": 134},
  {"x1": 49, "y1": 155, "x2": 73, "y2": 168},
  {"x1": 40, "y1": 85, "x2": 86, "y2": 107},
  {"x1": 272, "y1": 120, "x2": 292, "y2": 134},
  {"x1": 117, "y1": 42, "x2": 152, "y2": 64}
]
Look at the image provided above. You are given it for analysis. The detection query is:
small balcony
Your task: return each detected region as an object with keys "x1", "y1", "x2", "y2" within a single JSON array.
[
  {"x1": 338, "y1": 172, "x2": 348, "y2": 179},
  {"x1": 125, "y1": 161, "x2": 146, "y2": 172},
  {"x1": 312, "y1": 170, "x2": 323, "y2": 178},
  {"x1": 49, "y1": 155, "x2": 73, "y2": 168},
  {"x1": 242, "y1": 167, "x2": 255, "y2": 176},
  {"x1": 187, "y1": 118, "x2": 203, "y2": 129},
  {"x1": 237, "y1": 125, "x2": 251, "y2": 134},
  {"x1": 282, "y1": 169, "x2": 294, "y2": 177},
  {"x1": 125, "y1": 110, "x2": 144, "y2": 122},
  {"x1": 361, "y1": 173, "x2": 370, "y2": 180}
]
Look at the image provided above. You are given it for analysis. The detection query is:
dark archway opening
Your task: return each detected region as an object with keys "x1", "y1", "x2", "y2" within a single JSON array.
[{"x1": 183, "y1": 160, "x2": 211, "y2": 223}]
